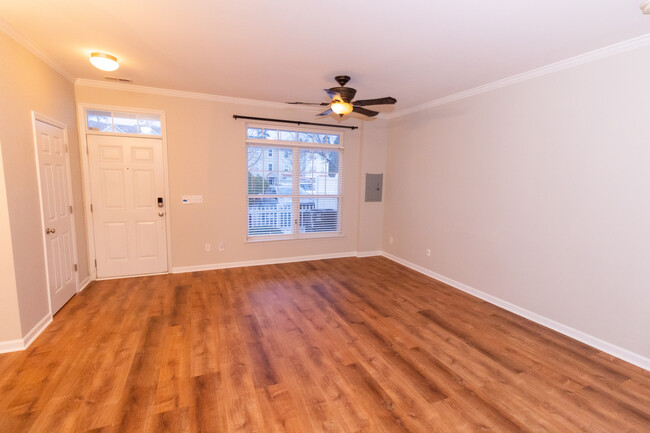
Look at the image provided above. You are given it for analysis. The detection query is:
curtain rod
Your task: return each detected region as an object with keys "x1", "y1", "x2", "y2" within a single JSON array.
[{"x1": 233, "y1": 115, "x2": 358, "y2": 130}]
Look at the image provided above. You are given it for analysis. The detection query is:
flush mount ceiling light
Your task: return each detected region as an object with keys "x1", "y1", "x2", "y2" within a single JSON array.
[
  {"x1": 642, "y1": 1, "x2": 650, "y2": 14},
  {"x1": 89, "y1": 52, "x2": 119, "y2": 71}
]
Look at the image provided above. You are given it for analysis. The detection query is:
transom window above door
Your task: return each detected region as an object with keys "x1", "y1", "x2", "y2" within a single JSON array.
[{"x1": 86, "y1": 109, "x2": 162, "y2": 136}]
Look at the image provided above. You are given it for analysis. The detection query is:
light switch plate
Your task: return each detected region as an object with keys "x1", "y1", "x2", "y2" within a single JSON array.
[{"x1": 181, "y1": 195, "x2": 203, "y2": 204}]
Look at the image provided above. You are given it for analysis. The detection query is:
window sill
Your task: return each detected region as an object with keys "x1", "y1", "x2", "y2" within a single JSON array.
[{"x1": 246, "y1": 233, "x2": 345, "y2": 243}]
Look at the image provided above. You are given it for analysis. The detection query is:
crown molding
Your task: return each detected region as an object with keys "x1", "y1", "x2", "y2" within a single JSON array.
[
  {"x1": 0, "y1": 17, "x2": 74, "y2": 83},
  {"x1": 387, "y1": 33, "x2": 650, "y2": 120},
  {"x1": 74, "y1": 78, "x2": 317, "y2": 111}
]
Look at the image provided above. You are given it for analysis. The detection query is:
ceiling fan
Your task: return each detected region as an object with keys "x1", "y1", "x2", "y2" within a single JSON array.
[{"x1": 287, "y1": 75, "x2": 397, "y2": 117}]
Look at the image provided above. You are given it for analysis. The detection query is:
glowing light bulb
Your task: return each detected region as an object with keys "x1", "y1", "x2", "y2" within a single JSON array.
[
  {"x1": 330, "y1": 100, "x2": 353, "y2": 115},
  {"x1": 90, "y1": 52, "x2": 119, "y2": 71}
]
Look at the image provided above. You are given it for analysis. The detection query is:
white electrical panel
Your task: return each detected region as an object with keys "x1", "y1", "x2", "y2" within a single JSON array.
[{"x1": 181, "y1": 195, "x2": 203, "y2": 204}]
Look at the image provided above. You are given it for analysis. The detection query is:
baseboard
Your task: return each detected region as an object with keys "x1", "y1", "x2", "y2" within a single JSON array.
[
  {"x1": 0, "y1": 313, "x2": 52, "y2": 354},
  {"x1": 22, "y1": 314, "x2": 53, "y2": 349},
  {"x1": 381, "y1": 251, "x2": 650, "y2": 372},
  {"x1": 356, "y1": 250, "x2": 383, "y2": 258},
  {"x1": 172, "y1": 251, "x2": 365, "y2": 274},
  {"x1": 0, "y1": 338, "x2": 25, "y2": 354},
  {"x1": 78, "y1": 276, "x2": 92, "y2": 292}
]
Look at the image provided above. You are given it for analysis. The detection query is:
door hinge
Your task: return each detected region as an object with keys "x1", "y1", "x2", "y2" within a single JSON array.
[
  {"x1": 90, "y1": 203, "x2": 93, "y2": 213},
  {"x1": 74, "y1": 264, "x2": 78, "y2": 272},
  {"x1": 69, "y1": 205, "x2": 73, "y2": 214},
  {"x1": 94, "y1": 259, "x2": 97, "y2": 268}
]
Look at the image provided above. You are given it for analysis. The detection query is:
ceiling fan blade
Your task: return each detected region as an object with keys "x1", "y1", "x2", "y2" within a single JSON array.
[
  {"x1": 324, "y1": 88, "x2": 339, "y2": 99},
  {"x1": 286, "y1": 102, "x2": 330, "y2": 106},
  {"x1": 317, "y1": 109, "x2": 333, "y2": 117},
  {"x1": 352, "y1": 106, "x2": 379, "y2": 117},
  {"x1": 353, "y1": 97, "x2": 397, "y2": 107}
]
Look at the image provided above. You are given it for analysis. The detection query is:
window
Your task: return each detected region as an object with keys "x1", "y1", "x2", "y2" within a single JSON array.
[
  {"x1": 247, "y1": 126, "x2": 343, "y2": 240},
  {"x1": 86, "y1": 110, "x2": 162, "y2": 136}
]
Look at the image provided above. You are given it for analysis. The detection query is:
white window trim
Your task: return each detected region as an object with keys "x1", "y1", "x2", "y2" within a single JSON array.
[{"x1": 246, "y1": 123, "x2": 344, "y2": 241}]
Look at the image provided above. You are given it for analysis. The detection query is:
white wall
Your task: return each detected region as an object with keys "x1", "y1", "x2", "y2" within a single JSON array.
[
  {"x1": 75, "y1": 85, "x2": 384, "y2": 270},
  {"x1": 384, "y1": 44, "x2": 650, "y2": 360}
]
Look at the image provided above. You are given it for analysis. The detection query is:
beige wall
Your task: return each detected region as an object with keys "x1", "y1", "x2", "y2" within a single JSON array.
[
  {"x1": 75, "y1": 85, "x2": 383, "y2": 268},
  {"x1": 0, "y1": 31, "x2": 88, "y2": 339},
  {"x1": 357, "y1": 119, "x2": 387, "y2": 253},
  {"x1": 384, "y1": 45, "x2": 650, "y2": 359},
  {"x1": 0, "y1": 140, "x2": 22, "y2": 341}
]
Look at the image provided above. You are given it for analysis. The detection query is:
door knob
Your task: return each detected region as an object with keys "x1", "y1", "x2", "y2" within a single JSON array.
[
  {"x1": 45, "y1": 228, "x2": 56, "y2": 234},
  {"x1": 158, "y1": 212, "x2": 165, "y2": 217}
]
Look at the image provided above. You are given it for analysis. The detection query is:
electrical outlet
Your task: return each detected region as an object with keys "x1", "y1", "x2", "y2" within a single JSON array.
[
  {"x1": 389, "y1": 236, "x2": 394, "y2": 245},
  {"x1": 426, "y1": 248, "x2": 431, "y2": 257},
  {"x1": 218, "y1": 241, "x2": 225, "y2": 251},
  {"x1": 204, "y1": 243, "x2": 211, "y2": 252}
]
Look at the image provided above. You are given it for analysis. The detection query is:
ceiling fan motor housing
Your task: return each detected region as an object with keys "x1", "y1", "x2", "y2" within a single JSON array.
[
  {"x1": 331, "y1": 86, "x2": 357, "y2": 102},
  {"x1": 330, "y1": 75, "x2": 356, "y2": 102}
]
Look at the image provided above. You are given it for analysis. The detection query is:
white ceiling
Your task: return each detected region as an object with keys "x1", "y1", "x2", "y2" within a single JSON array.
[{"x1": 1, "y1": 1, "x2": 649, "y2": 113}]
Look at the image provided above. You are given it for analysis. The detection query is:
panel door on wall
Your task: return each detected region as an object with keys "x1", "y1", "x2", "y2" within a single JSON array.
[
  {"x1": 87, "y1": 135, "x2": 168, "y2": 278},
  {"x1": 35, "y1": 119, "x2": 77, "y2": 313}
]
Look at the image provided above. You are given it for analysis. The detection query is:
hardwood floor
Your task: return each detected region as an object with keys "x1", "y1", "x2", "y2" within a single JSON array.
[{"x1": 0, "y1": 256, "x2": 648, "y2": 432}]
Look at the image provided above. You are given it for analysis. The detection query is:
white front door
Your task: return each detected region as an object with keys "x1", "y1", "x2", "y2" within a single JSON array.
[
  {"x1": 34, "y1": 119, "x2": 77, "y2": 313},
  {"x1": 87, "y1": 135, "x2": 168, "y2": 278}
]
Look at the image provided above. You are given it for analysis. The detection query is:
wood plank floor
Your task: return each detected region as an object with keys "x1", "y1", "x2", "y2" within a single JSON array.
[{"x1": 0, "y1": 257, "x2": 648, "y2": 432}]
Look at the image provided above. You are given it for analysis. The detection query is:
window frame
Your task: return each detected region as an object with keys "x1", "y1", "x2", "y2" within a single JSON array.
[
  {"x1": 84, "y1": 108, "x2": 163, "y2": 137},
  {"x1": 246, "y1": 123, "x2": 344, "y2": 242}
]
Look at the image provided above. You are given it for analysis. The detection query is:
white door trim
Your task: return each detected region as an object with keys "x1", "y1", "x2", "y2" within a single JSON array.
[
  {"x1": 31, "y1": 111, "x2": 80, "y2": 316},
  {"x1": 76, "y1": 103, "x2": 172, "y2": 280}
]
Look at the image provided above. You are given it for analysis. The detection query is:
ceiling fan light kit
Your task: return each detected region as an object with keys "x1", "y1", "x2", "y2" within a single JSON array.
[
  {"x1": 642, "y1": 1, "x2": 650, "y2": 14},
  {"x1": 288, "y1": 75, "x2": 397, "y2": 118},
  {"x1": 331, "y1": 100, "x2": 354, "y2": 115}
]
